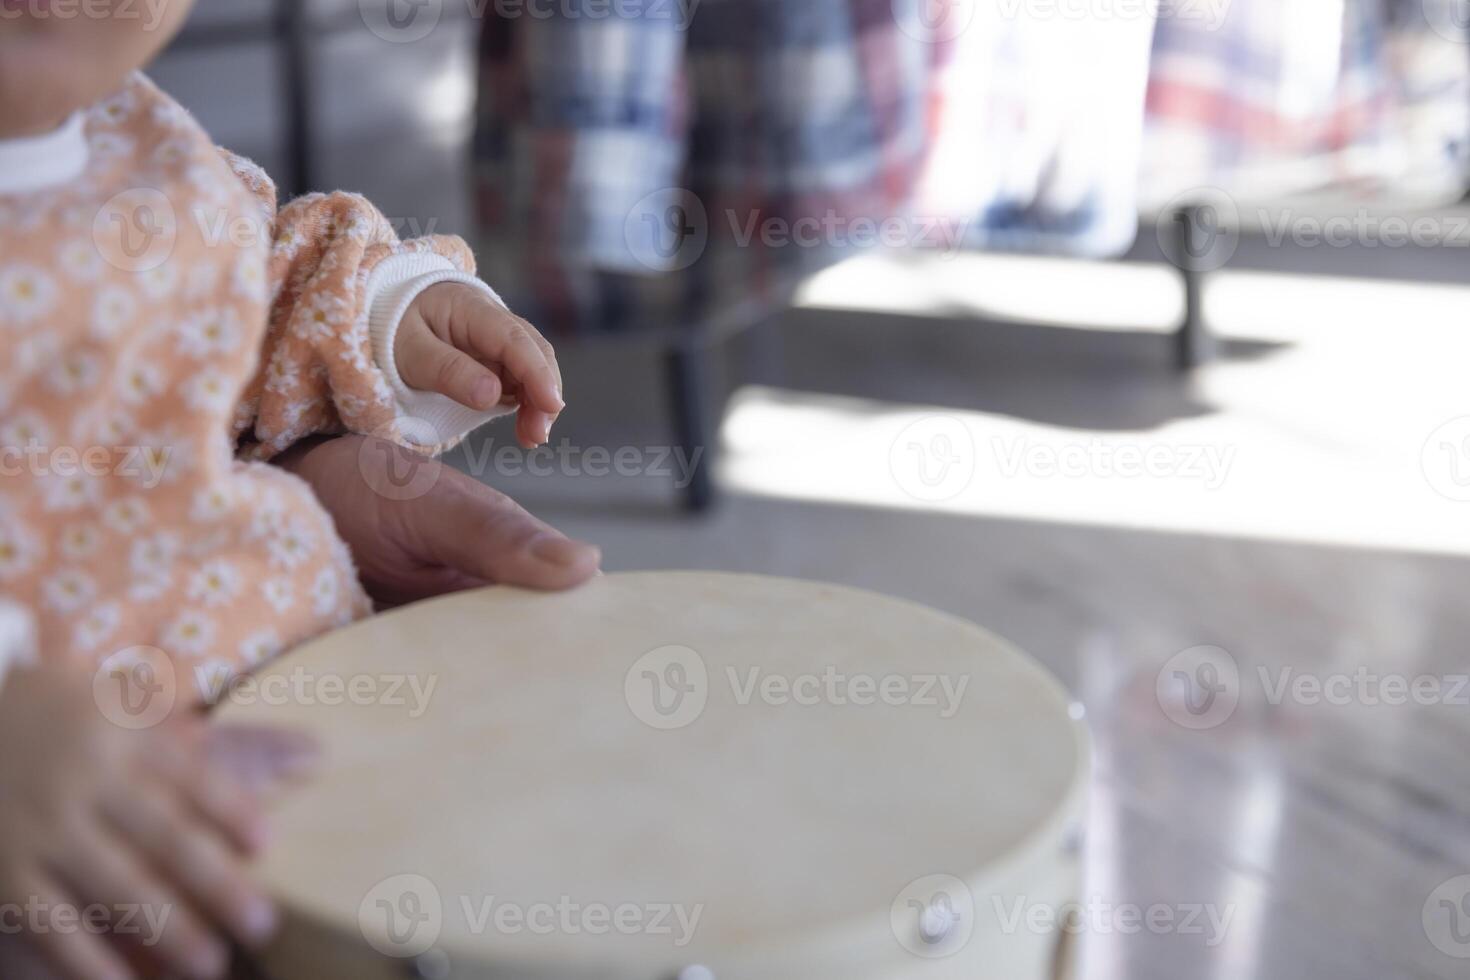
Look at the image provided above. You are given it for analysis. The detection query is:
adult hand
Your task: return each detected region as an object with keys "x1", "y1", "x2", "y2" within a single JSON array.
[{"x1": 278, "y1": 434, "x2": 601, "y2": 607}]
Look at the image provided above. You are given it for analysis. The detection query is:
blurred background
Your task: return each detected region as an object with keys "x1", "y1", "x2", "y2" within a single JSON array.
[{"x1": 159, "y1": 1, "x2": 1470, "y2": 977}]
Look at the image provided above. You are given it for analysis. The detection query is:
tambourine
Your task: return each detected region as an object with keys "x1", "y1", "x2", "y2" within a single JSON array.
[{"x1": 223, "y1": 572, "x2": 1088, "y2": 979}]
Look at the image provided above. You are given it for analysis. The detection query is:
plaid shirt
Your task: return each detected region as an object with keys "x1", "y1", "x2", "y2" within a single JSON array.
[
  {"x1": 473, "y1": 0, "x2": 953, "y2": 335},
  {"x1": 474, "y1": 1, "x2": 1470, "y2": 336},
  {"x1": 1142, "y1": 0, "x2": 1470, "y2": 208}
]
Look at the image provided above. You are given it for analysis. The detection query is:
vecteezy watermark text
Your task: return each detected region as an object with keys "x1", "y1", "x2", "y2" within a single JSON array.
[
  {"x1": 458, "y1": 438, "x2": 706, "y2": 489},
  {"x1": 1258, "y1": 666, "x2": 1470, "y2": 708},
  {"x1": 357, "y1": 874, "x2": 702, "y2": 960},
  {"x1": 625, "y1": 191, "x2": 975, "y2": 272},
  {"x1": 0, "y1": 897, "x2": 173, "y2": 947},
  {"x1": 726, "y1": 665, "x2": 970, "y2": 717},
  {"x1": 356, "y1": 428, "x2": 708, "y2": 503},
  {"x1": 890, "y1": 875, "x2": 1235, "y2": 962},
  {"x1": 360, "y1": 0, "x2": 704, "y2": 45},
  {"x1": 991, "y1": 895, "x2": 1235, "y2": 948},
  {"x1": 625, "y1": 645, "x2": 971, "y2": 730},
  {"x1": 993, "y1": 437, "x2": 1236, "y2": 490},
  {"x1": 1156, "y1": 645, "x2": 1470, "y2": 730},
  {"x1": 0, "y1": 443, "x2": 172, "y2": 490},
  {"x1": 197, "y1": 664, "x2": 439, "y2": 719},
  {"x1": 94, "y1": 189, "x2": 446, "y2": 274},
  {"x1": 726, "y1": 210, "x2": 972, "y2": 255},
  {"x1": 0, "y1": 0, "x2": 174, "y2": 31}
]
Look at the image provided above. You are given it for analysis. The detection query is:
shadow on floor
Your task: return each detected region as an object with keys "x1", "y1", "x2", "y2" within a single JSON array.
[{"x1": 755, "y1": 306, "x2": 1288, "y2": 432}]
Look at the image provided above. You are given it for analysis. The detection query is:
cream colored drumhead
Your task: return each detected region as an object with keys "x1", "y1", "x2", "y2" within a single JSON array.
[{"x1": 221, "y1": 572, "x2": 1087, "y2": 979}]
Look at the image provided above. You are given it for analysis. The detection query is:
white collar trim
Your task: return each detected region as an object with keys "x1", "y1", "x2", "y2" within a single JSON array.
[{"x1": 0, "y1": 113, "x2": 89, "y2": 196}]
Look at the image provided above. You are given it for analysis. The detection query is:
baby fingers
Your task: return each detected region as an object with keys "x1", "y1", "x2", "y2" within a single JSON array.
[
  {"x1": 51, "y1": 822, "x2": 227, "y2": 979},
  {"x1": 100, "y1": 781, "x2": 276, "y2": 955},
  {"x1": 397, "y1": 324, "x2": 505, "y2": 412},
  {"x1": 455, "y1": 298, "x2": 564, "y2": 418}
]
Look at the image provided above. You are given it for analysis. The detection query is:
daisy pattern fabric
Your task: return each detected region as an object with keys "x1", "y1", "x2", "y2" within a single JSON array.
[{"x1": 0, "y1": 73, "x2": 501, "y2": 698}]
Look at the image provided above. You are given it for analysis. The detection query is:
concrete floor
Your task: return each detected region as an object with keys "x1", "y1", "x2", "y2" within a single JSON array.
[{"x1": 449, "y1": 249, "x2": 1470, "y2": 979}]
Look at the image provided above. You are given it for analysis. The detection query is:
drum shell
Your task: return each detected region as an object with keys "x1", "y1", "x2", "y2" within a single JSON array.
[
  {"x1": 225, "y1": 573, "x2": 1091, "y2": 980},
  {"x1": 249, "y1": 799, "x2": 1086, "y2": 980}
]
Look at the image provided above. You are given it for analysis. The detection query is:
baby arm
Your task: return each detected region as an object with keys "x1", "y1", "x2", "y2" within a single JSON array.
[{"x1": 221, "y1": 152, "x2": 563, "y2": 458}]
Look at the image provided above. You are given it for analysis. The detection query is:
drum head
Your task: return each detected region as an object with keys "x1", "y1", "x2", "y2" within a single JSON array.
[{"x1": 221, "y1": 572, "x2": 1086, "y2": 978}]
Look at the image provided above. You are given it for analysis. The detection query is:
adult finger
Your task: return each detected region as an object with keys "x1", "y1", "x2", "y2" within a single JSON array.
[{"x1": 419, "y1": 470, "x2": 601, "y2": 590}]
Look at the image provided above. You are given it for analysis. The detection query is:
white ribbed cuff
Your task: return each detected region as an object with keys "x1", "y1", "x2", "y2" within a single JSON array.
[
  {"x1": 0, "y1": 599, "x2": 37, "y2": 695},
  {"x1": 364, "y1": 253, "x2": 515, "y2": 450}
]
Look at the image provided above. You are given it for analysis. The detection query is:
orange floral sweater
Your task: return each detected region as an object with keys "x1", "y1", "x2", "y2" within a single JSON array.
[{"x1": 0, "y1": 74, "x2": 509, "y2": 700}]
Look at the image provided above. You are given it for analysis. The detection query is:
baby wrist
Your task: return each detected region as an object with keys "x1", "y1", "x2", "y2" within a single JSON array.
[{"x1": 364, "y1": 254, "x2": 514, "y2": 450}]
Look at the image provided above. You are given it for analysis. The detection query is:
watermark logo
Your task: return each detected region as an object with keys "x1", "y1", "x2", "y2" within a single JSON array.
[
  {"x1": 359, "y1": 875, "x2": 702, "y2": 956},
  {"x1": 361, "y1": 425, "x2": 710, "y2": 503},
  {"x1": 362, "y1": 0, "x2": 444, "y2": 43},
  {"x1": 889, "y1": 415, "x2": 976, "y2": 503},
  {"x1": 358, "y1": 419, "x2": 446, "y2": 502},
  {"x1": 891, "y1": 874, "x2": 975, "y2": 959},
  {"x1": 93, "y1": 188, "x2": 177, "y2": 273},
  {"x1": 1158, "y1": 651, "x2": 1468, "y2": 725},
  {"x1": 93, "y1": 646, "x2": 177, "y2": 730},
  {"x1": 625, "y1": 188, "x2": 709, "y2": 273},
  {"x1": 360, "y1": 874, "x2": 444, "y2": 959},
  {"x1": 894, "y1": 0, "x2": 975, "y2": 43},
  {"x1": 1424, "y1": 875, "x2": 1470, "y2": 959},
  {"x1": 624, "y1": 650, "x2": 972, "y2": 729},
  {"x1": 198, "y1": 665, "x2": 440, "y2": 718},
  {"x1": 1421, "y1": 0, "x2": 1470, "y2": 43},
  {"x1": 1156, "y1": 188, "x2": 1239, "y2": 273},
  {"x1": 625, "y1": 645, "x2": 709, "y2": 730},
  {"x1": 1422, "y1": 418, "x2": 1470, "y2": 502},
  {"x1": 1155, "y1": 645, "x2": 1240, "y2": 730}
]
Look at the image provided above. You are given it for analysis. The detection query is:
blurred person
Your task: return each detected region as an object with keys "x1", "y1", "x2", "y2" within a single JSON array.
[{"x1": 0, "y1": 1, "x2": 601, "y2": 976}]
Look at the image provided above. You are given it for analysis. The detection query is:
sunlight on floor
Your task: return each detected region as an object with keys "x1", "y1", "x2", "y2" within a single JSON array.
[
  {"x1": 723, "y1": 253, "x2": 1470, "y2": 556},
  {"x1": 794, "y1": 251, "x2": 1187, "y2": 331}
]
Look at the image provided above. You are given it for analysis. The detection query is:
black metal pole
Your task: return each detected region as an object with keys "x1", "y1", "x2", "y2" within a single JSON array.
[
  {"x1": 1173, "y1": 206, "x2": 1215, "y2": 369},
  {"x1": 664, "y1": 341, "x2": 715, "y2": 512},
  {"x1": 275, "y1": 0, "x2": 315, "y2": 198}
]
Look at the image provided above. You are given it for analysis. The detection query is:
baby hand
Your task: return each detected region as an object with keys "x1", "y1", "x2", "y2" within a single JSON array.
[
  {"x1": 395, "y1": 282, "x2": 565, "y2": 448},
  {"x1": 0, "y1": 661, "x2": 284, "y2": 980}
]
